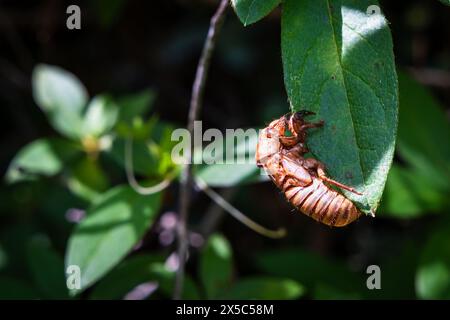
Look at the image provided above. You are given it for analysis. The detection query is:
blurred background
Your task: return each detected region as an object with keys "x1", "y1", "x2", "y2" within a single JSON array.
[{"x1": 0, "y1": 0, "x2": 449, "y2": 299}]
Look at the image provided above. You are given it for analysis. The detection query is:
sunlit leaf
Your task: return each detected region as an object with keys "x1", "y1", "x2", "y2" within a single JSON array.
[
  {"x1": 65, "y1": 185, "x2": 161, "y2": 294},
  {"x1": 231, "y1": 0, "x2": 281, "y2": 26},
  {"x1": 282, "y1": 0, "x2": 398, "y2": 215},
  {"x1": 195, "y1": 129, "x2": 268, "y2": 187},
  {"x1": 32, "y1": 64, "x2": 88, "y2": 139},
  {"x1": 5, "y1": 138, "x2": 79, "y2": 183},
  {"x1": 82, "y1": 95, "x2": 119, "y2": 137}
]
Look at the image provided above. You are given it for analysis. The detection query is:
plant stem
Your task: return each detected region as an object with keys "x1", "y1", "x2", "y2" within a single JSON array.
[{"x1": 173, "y1": 0, "x2": 229, "y2": 300}]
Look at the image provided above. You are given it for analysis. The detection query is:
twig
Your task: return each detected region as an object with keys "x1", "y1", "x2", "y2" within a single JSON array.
[
  {"x1": 125, "y1": 137, "x2": 174, "y2": 195},
  {"x1": 173, "y1": 0, "x2": 229, "y2": 300},
  {"x1": 195, "y1": 178, "x2": 286, "y2": 239}
]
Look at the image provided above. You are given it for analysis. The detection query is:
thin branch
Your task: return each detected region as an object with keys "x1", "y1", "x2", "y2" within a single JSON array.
[
  {"x1": 125, "y1": 137, "x2": 174, "y2": 195},
  {"x1": 195, "y1": 178, "x2": 287, "y2": 239},
  {"x1": 173, "y1": 0, "x2": 229, "y2": 300}
]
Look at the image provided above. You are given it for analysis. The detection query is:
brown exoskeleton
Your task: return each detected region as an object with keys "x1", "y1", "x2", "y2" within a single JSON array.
[{"x1": 256, "y1": 111, "x2": 363, "y2": 227}]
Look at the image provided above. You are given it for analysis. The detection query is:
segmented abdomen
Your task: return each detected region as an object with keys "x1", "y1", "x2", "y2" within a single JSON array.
[{"x1": 284, "y1": 179, "x2": 361, "y2": 227}]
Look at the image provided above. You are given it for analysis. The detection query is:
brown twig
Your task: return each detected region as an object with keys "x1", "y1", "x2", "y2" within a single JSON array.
[{"x1": 173, "y1": 0, "x2": 229, "y2": 300}]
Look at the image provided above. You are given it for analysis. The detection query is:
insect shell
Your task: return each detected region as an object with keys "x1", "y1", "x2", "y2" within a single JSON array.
[{"x1": 255, "y1": 111, "x2": 363, "y2": 227}]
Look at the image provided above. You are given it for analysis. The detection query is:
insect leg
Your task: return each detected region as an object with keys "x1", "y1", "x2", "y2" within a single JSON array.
[
  {"x1": 317, "y1": 167, "x2": 363, "y2": 195},
  {"x1": 304, "y1": 158, "x2": 363, "y2": 195},
  {"x1": 299, "y1": 120, "x2": 324, "y2": 131},
  {"x1": 279, "y1": 135, "x2": 300, "y2": 147}
]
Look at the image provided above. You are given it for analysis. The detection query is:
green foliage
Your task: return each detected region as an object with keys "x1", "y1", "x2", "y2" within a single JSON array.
[
  {"x1": 27, "y1": 240, "x2": 68, "y2": 299},
  {"x1": 416, "y1": 221, "x2": 450, "y2": 299},
  {"x1": 65, "y1": 186, "x2": 161, "y2": 294},
  {"x1": 396, "y1": 72, "x2": 450, "y2": 187},
  {"x1": 381, "y1": 72, "x2": 450, "y2": 217},
  {"x1": 82, "y1": 96, "x2": 119, "y2": 138},
  {"x1": 257, "y1": 246, "x2": 419, "y2": 299},
  {"x1": 66, "y1": 157, "x2": 110, "y2": 203},
  {"x1": 200, "y1": 234, "x2": 233, "y2": 298},
  {"x1": 438, "y1": 0, "x2": 450, "y2": 6},
  {"x1": 200, "y1": 234, "x2": 304, "y2": 300},
  {"x1": 282, "y1": 0, "x2": 398, "y2": 215},
  {"x1": 33, "y1": 64, "x2": 89, "y2": 139},
  {"x1": 231, "y1": 0, "x2": 281, "y2": 26},
  {"x1": 223, "y1": 277, "x2": 304, "y2": 300},
  {"x1": 89, "y1": 254, "x2": 164, "y2": 299},
  {"x1": 5, "y1": 138, "x2": 79, "y2": 183},
  {"x1": 91, "y1": 254, "x2": 202, "y2": 299},
  {"x1": 195, "y1": 130, "x2": 267, "y2": 187},
  {"x1": 0, "y1": 277, "x2": 40, "y2": 300},
  {"x1": 116, "y1": 89, "x2": 155, "y2": 125},
  {"x1": 257, "y1": 249, "x2": 364, "y2": 298}
]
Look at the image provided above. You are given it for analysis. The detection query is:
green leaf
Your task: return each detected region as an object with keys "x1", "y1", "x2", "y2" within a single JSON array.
[
  {"x1": 117, "y1": 89, "x2": 155, "y2": 124},
  {"x1": 90, "y1": 254, "x2": 165, "y2": 299},
  {"x1": 257, "y1": 249, "x2": 364, "y2": 297},
  {"x1": 141, "y1": 263, "x2": 201, "y2": 300},
  {"x1": 379, "y1": 72, "x2": 450, "y2": 217},
  {"x1": 231, "y1": 0, "x2": 281, "y2": 26},
  {"x1": 438, "y1": 0, "x2": 450, "y2": 6},
  {"x1": 66, "y1": 157, "x2": 109, "y2": 203},
  {"x1": 92, "y1": 258, "x2": 201, "y2": 300},
  {"x1": 142, "y1": 263, "x2": 200, "y2": 300},
  {"x1": 397, "y1": 71, "x2": 450, "y2": 188},
  {"x1": 282, "y1": 0, "x2": 398, "y2": 215},
  {"x1": 112, "y1": 120, "x2": 179, "y2": 178},
  {"x1": 32, "y1": 64, "x2": 88, "y2": 139},
  {"x1": 82, "y1": 95, "x2": 119, "y2": 137},
  {"x1": 195, "y1": 128, "x2": 268, "y2": 187},
  {"x1": 196, "y1": 163, "x2": 264, "y2": 187},
  {"x1": 6, "y1": 138, "x2": 79, "y2": 183},
  {"x1": 0, "y1": 276, "x2": 40, "y2": 299},
  {"x1": 65, "y1": 185, "x2": 161, "y2": 294},
  {"x1": 221, "y1": 277, "x2": 304, "y2": 299},
  {"x1": 200, "y1": 234, "x2": 233, "y2": 298},
  {"x1": 416, "y1": 222, "x2": 450, "y2": 299},
  {"x1": 381, "y1": 165, "x2": 450, "y2": 218},
  {"x1": 111, "y1": 138, "x2": 163, "y2": 177},
  {"x1": 27, "y1": 240, "x2": 68, "y2": 299}
]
